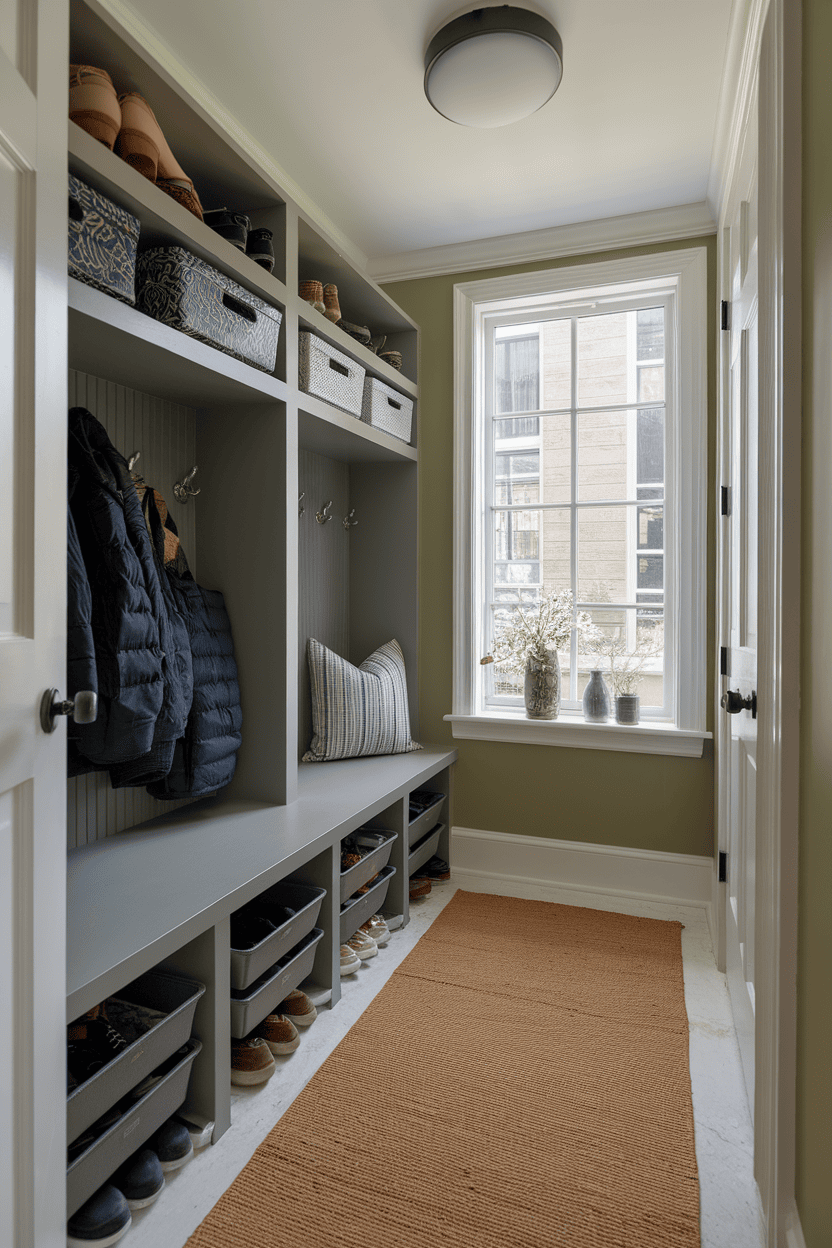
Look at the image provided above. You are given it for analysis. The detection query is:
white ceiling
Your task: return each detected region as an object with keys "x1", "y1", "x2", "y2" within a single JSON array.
[{"x1": 129, "y1": 0, "x2": 735, "y2": 267}]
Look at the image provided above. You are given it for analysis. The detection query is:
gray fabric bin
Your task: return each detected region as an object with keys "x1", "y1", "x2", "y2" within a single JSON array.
[
  {"x1": 136, "y1": 245, "x2": 282, "y2": 372},
  {"x1": 298, "y1": 331, "x2": 365, "y2": 415},
  {"x1": 340, "y1": 831, "x2": 397, "y2": 903},
  {"x1": 408, "y1": 824, "x2": 444, "y2": 877},
  {"x1": 230, "y1": 928, "x2": 324, "y2": 1038},
  {"x1": 408, "y1": 793, "x2": 446, "y2": 845},
  {"x1": 230, "y1": 882, "x2": 326, "y2": 991},
  {"x1": 66, "y1": 1038, "x2": 201, "y2": 1218},
  {"x1": 68, "y1": 173, "x2": 140, "y2": 305},
  {"x1": 67, "y1": 971, "x2": 205, "y2": 1143},
  {"x1": 340, "y1": 864, "x2": 396, "y2": 942}
]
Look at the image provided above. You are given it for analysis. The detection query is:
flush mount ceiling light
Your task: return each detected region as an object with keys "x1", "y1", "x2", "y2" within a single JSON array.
[{"x1": 424, "y1": 5, "x2": 563, "y2": 128}]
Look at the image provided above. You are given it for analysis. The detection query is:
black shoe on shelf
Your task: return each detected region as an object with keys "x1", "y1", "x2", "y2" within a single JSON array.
[
  {"x1": 203, "y1": 208, "x2": 250, "y2": 251},
  {"x1": 246, "y1": 226, "x2": 274, "y2": 273},
  {"x1": 113, "y1": 1147, "x2": 165, "y2": 1210},
  {"x1": 67, "y1": 1183, "x2": 131, "y2": 1247}
]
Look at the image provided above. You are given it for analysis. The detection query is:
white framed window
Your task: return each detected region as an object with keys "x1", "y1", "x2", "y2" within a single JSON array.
[{"x1": 446, "y1": 248, "x2": 710, "y2": 756}]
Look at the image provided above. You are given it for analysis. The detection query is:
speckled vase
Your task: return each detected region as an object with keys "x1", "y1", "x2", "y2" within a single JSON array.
[
  {"x1": 582, "y1": 669, "x2": 610, "y2": 723},
  {"x1": 524, "y1": 649, "x2": 560, "y2": 719}
]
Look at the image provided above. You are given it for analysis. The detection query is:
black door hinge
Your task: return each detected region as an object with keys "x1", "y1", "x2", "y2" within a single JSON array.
[
  {"x1": 721, "y1": 300, "x2": 730, "y2": 331},
  {"x1": 720, "y1": 645, "x2": 728, "y2": 676},
  {"x1": 721, "y1": 485, "x2": 730, "y2": 516},
  {"x1": 718, "y1": 851, "x2": 727, "y2": 883}
]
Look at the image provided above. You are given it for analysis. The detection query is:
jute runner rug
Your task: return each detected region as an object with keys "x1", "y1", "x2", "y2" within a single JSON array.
[{"x1": 187, "y1": 890, "x2": 700, "y2": 1248}]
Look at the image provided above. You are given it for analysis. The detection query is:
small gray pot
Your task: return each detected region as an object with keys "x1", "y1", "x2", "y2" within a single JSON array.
[{"x1": 615, "y1": 694, "x2": 640, "y2": 724}]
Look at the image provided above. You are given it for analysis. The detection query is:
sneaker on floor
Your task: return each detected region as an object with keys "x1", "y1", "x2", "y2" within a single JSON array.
[
  {"x1": 424, "y1": 856, "x2": 451, "y2": 882},
  {"x1": 410, "y1": 876, "x2": 431, "y2": 900},
  {"x1": 347, "y1": 930, "x2": 378, "y2": 960},
  {"x1": 112, "y1": 1147, "x2": 164, "y2": 1210},
  {"x1": 230, "y1": 1037, "x2": 276, "y2": 1085},
  {"x1": 340, "y1": 944, "x2": 361, "y2": 975},
  {"x1": 253, "y1": 1013, "x2": 300, "y2": 1055},
  {"x1": 360, "y1": 915, "x2": 390, "y2": 946},
  {"x1": 150, "y1": 1118, "x2": 194, "y2": 1171},
  {"x1": 67, "y1": 1183, "x2": 131, "y2": 1247},
  {"x1": 278, "y1": 988, "x2": 317, "y2": 1027}
]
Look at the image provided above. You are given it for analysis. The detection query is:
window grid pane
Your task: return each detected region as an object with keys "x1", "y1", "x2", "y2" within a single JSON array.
[{"x1": 486, "y1": 305, "x2": 668, "y2": 714}]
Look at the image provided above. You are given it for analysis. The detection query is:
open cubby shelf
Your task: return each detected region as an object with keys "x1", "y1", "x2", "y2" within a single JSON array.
[{"x1": 64, "y1": 0, "x2": 452, "y2": 1202}]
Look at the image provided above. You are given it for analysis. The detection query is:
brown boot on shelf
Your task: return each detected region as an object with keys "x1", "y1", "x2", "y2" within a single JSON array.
[
  {"x1": 69, "y1": 65, "x2": 122, "y2": 150},
  {"x1": 323, "y1": 283, "x2": 341, "y2": 323},
  {"x1": 115, "y1": 93, "x2": 203, "y2": 220}
]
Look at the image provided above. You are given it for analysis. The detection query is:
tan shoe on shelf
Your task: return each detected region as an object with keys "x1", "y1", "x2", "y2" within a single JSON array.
[
  {"x1": 252, "y1": 1013, "x2": 300, "y2": 1055},
  {"x1": 360, "y1": 915, "x2": 390, "y2": 946},
  {"x1": 278, "y1": 988, "x2": 317, "y2": 1027},
  {"x1": 230, "y1": 1036, "x2": 275, "y2": 1086},
  {"x1": 115, "y1": 92, "x2": 204, "y2": 220},
  {"x1": 323, "y1": 283, "x2": 341, "y2": 323},
  {"x1": 69, "y1": 64, "x2": 122, "y2": 150},
  {"x1": 346, "y1": 930, "x2": 378, "y2": 960}
]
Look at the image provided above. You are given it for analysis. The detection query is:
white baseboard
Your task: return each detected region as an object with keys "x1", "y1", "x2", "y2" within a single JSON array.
[
  {"x1": 783, "y1": 1199, "x2": 807, "y2": 1248},
  {"x1": 451, "y1": 827, "x2": 713, "y2": 914}
]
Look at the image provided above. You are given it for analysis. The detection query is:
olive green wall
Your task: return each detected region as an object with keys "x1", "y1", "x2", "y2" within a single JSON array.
[
  {"x1": 796, "y1": 0, "x2": 832, "y2": 1240},
  {"x1": 384, "y1": 236, "x2": 716, "y2": 858}
]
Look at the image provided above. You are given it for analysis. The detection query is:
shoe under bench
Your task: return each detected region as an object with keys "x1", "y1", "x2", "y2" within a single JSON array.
[{"x1": 67, "y1": 746, "x2": 455, "y2": 1143}]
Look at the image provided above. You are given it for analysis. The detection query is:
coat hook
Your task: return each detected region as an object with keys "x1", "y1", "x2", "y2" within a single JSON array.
[
  {"x1": 299, "y1": 491, "x2": 306, "y2": 518},
  {"x1": 343, "y1": 508, "x2": 358, "y2": 530},
  {"x1": 316, "y1": 500, "x2": 332, "y2": 524},
  {"x1": 127, "y1": 451, "x2": 141, "y2": 472},
  {"x1": 173, "y1": 465, "x2": 201, "y2": 504}
]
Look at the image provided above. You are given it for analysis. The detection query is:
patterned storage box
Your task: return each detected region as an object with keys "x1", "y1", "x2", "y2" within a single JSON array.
[
  {"x1": 136, "y1": 246, "x2": 282, "y2": 373},
  {"x1": 298, "y1": 331, "x2": 366, "y2": 416},
  {"x1": 68, "y1": 173, "x2": 140, "y2": 305},
  {"x1": 360, "y1": 375, "x2": 414, "y2": 443}
]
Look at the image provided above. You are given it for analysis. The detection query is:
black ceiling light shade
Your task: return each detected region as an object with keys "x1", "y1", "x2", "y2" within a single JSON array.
[{"x1": 424, "y1": 6, "x2": 564, "y2": 129}]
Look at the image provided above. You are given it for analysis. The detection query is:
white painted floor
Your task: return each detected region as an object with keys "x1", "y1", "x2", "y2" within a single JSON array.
[{"x1": 125, "y1": 882, "x2": 766, "y2": 1248}]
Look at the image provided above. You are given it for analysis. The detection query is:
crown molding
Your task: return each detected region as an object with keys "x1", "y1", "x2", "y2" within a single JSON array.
[
  {"x1": 91, "y1": 0, "x2": 370, "y2": 274},
  {"x1": 368, "y1": 201, "x2": 716, "y2": 284},
  {"x1": 707, "y1": 0, "x2": 769, "y2": 220}
]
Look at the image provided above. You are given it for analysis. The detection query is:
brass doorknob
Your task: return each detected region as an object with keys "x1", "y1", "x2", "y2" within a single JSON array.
[{"x1": 40, "y1": 689, "x2": 97, "y2": 733}]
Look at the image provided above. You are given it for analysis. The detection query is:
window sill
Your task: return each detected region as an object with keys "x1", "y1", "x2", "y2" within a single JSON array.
[{"x1": 443, "y1": 712, "x2": 711, "y2": 757}]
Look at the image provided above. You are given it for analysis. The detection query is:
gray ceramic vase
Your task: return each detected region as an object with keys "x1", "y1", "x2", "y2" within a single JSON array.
[
  {"x1": 582, "y1": 669, "x2": 610, "y2": 722},
  {"x1": 524, "y1": 649, "x2": 561, "y2": 719}
]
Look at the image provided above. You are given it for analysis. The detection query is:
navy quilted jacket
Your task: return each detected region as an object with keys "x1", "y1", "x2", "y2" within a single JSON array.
[
  {"x1": 67, "y1": 407, "x2": 193, "y2": 783},
  {"x1": 142, "y1": 493, "x2": 242, "y2": 800}
]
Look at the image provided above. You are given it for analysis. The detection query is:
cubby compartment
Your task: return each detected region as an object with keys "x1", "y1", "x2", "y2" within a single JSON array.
[
  {"x1": 340, "y1": 865, "x2": 396, "y2": 942},
  {"x1": 230, "y1": 882, "x2": 326, "y2": 990},
  {"x1": 340, "y1": 830, "x2": 397, "y2": 902},
  {"x1": 67, "y1": 1038, "x2": 201, "y2": 1217},
  {"x1": 408, "y1": 824, "x2": 444, "y2": 878},
  {"x1": 67, "y1": 970, "x2": 205, "y2": 1141},
  {"x1": 230, "y1": 928, "x2": 325, "y2": 1038},
  {"x1": 408, "y1": 790, "x2": 448, "y2": 845}
]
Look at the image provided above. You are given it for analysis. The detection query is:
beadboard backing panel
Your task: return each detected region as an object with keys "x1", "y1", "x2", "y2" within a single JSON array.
[
  {"x1": 297, "y1": 449, "x2": 350, "y2": 759},
  {"x1": 67, "y1": 370, "x2": 198, "y2": 849}
]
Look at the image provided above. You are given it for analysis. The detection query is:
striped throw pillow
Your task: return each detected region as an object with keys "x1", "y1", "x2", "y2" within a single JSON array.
[{"x1": 302, "y1": 637, "x2": 422, "y2": 763}]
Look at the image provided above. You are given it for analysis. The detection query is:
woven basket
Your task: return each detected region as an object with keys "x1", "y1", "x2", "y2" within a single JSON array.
[
  {"x1": 360, "y1": 375, "x2": 413, "y2": 443},
  {"x1": 298, "y1": 332, "x2": 365, "y2": 416}
]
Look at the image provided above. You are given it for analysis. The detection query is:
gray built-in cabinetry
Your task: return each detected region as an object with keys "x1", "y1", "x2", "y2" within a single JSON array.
[{"x1": 66, "y1": 0, "x2": 455, "y2": 1181}]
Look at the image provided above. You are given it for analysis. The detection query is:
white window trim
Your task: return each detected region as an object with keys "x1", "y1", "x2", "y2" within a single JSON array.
[{"x1": 445, "y1": 247, "x2": 711, "y2": 756}]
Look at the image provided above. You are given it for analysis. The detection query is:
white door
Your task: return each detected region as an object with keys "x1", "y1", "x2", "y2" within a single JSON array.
[
  {"x1": 720, "y1": 172, "x2": 759, "y2": 1114},
  {"x1": 0, "y1": 3, "x2": 68, "y2": 1244}
]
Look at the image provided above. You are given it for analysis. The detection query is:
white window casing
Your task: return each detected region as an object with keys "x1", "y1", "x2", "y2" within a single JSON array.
[{"x1": 446, "y1": 247, "x2": 711, "y2": 757}]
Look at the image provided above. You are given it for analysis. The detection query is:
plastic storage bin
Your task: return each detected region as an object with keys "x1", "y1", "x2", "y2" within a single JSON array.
[
  {"x1": 67, "y1": 971, "x2": 205, "y2": 1143},
  {"x1": 408, "y1": 824, "x2": 444, "y2": 877},
  {"x1": 408, "y1": 791, "x2": 446, "y2": 846},
  {"x1": 340, "y1": 865, "x2": 396, "y2": 942},
  {"x1": 230, "y1": 882, "x2": 326, "y2": 991},
  {"x1": 230, "y1": 928, "x2": 324, "y2": 1038},
  {"x1": 68, "y1": 173, "x2": 140, "y2": 305},
  {"x1": 298, "y1": 331, "x2": 366, "y2": 416},
  {"x1": 360, "y1": 376, "x2": 414, "y2": 443},
  {"x1": 67, "y1": 1038, "x2": 201, "y2": 1217},
  {"x1": 340, "y1": 831, "x2": 397, "y2": 903},
  {"x1": 136, "y1": 245, "x2": 282, "y2": 372}
]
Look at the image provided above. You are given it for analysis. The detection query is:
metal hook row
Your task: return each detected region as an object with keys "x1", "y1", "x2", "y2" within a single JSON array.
[
  {"x1": 298, "y1": 495, "x2": 357, "y2": 529},
  {"x1": 127, "y1": 453, "x2": 201, "y2": 505}
]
